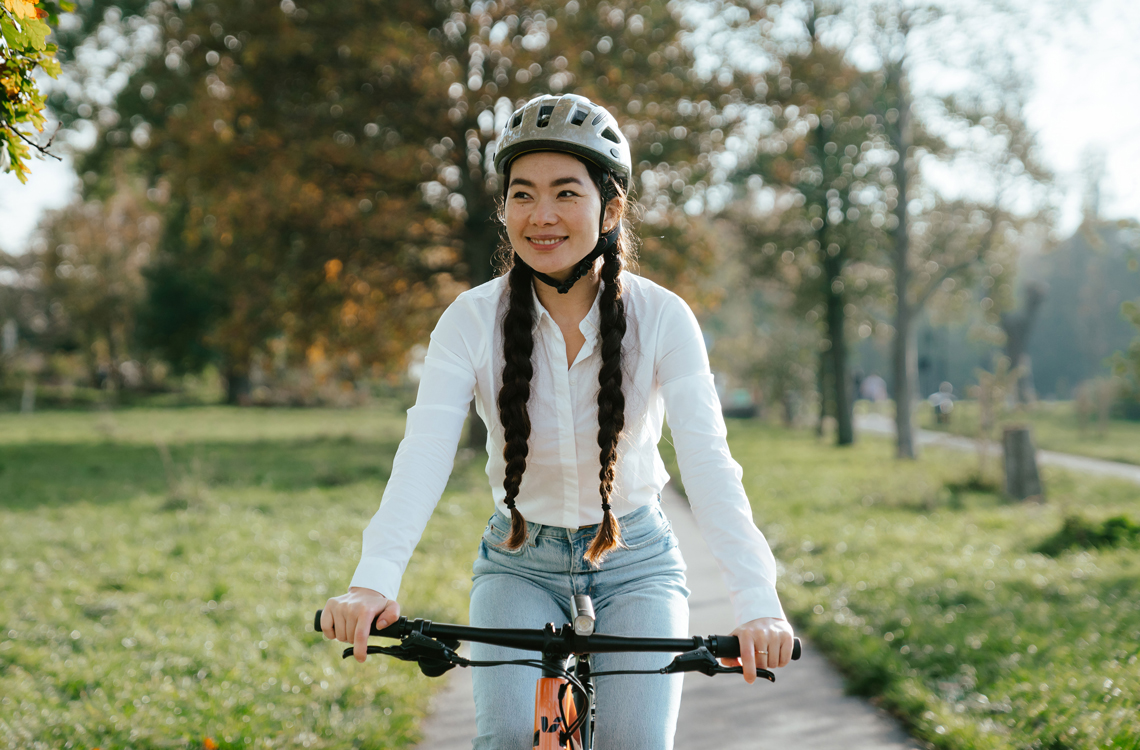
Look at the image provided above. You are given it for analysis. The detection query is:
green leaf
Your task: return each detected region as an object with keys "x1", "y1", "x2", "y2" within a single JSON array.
[
  {"x1": 23, "y1": 17, "x2": 51, "y2": 51},
  {"x1": 1, "y1": 15, "x2": 23, "y2": 48}
]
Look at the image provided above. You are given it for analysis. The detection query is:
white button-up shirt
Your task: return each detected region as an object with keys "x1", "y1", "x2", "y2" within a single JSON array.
[{"x1": 351, "y1": 271, "x2": 785, "y2": 625}]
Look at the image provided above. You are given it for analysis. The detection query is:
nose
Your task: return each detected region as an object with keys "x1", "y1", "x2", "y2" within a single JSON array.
[{"x1": 530, "y1": 195, "x2": 558, "y2": 226}]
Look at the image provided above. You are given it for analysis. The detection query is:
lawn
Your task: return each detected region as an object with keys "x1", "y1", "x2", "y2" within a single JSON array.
[
  {"x1": 720, "y1": 421, "x2": 1140, "y2": 750},
  {"x1": 0, "y1": 404, "x2": 489, "y2": 750},
  {"x1": 5, "y1": 407, "x2": 1139, "y2": 750},
  {"x1": 917, "y1": 399, "x2": 1140, "y2": 467}
]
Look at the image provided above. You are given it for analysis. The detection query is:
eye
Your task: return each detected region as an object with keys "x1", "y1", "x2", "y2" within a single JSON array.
[
  {"x1": 511, "y1": 190, "x2": 532, "y2": 200},
  {"x1": 558, "y1": 189, "x2": 581, "y2": 198}
]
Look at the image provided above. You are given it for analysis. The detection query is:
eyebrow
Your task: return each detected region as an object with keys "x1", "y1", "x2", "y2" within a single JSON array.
[{"x1": 508, "y1": 176, "x2": 587, "y2": 188}]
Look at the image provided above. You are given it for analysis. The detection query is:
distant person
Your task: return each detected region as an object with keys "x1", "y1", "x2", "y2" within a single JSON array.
[
  {"x1": 929, "y1": 381, "x2": 955, "y2": 424},
  {"x1": 318, "y1": 93, "x2": 794, "y2": 748},
  {"x1": 860, "y1": 372, "x2": 888, "y2": 403}
]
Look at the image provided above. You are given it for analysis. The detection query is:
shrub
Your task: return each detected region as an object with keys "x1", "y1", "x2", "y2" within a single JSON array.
[{"x1": 1034, "y1": 514, "x2": 1140, "y2": 556}]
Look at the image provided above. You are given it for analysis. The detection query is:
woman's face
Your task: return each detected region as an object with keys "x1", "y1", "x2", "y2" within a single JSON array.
[{"x1": 504, "y1": 151, "x2": 615, "y2": 281}]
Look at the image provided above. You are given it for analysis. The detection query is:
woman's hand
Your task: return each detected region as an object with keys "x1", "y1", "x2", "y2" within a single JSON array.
[
  {"x1": 320, "y1": 587, "x2": 401, "y2": 663},
  {"x1": 721, "y1": 617, "x2": 795, "y2": 684}
]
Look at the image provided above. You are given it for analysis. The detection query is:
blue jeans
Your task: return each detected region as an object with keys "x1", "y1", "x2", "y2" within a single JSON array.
[{"x1": 469, "y1": 503, "x2": 690, "y2": 750}]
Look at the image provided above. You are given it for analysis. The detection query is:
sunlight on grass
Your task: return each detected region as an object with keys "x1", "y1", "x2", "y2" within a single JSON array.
[
  {"x1": 721, "y1": 422, "x2": 1140, "y2": 750},
  {"x1": 0, "y1": 404, "x2": 486, "y2": 750}
]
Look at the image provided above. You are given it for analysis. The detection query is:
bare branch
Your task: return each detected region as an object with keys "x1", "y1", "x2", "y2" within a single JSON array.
[{"x1": 2, "y1": 122, "x2": 63, "y2": 163}]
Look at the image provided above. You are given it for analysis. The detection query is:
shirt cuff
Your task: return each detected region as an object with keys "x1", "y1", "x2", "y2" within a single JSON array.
[
  {"x1": 349, "y1": 557, "x2": 405, "y2": 602},
  {"x1": 731, "y1": 585, "x2": 787, "y2": 627}
]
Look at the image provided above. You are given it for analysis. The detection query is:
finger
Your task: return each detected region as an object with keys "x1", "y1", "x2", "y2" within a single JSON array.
[
  {"x1": 353, "y1": 609, "x2": 374, "y2": 663},
  {"x1": 375, "y1": 599, "x2": 397, "y2": 630},
  {"x1": 754, "y1": 636, "x2": 771, "y2": 671},
  {"x1": 738, "y1": 632, "x2": 756, "y2": 684},
  {"x1": 778, "y1": 632, "x2": 794, "y2": 668},
  {"x1": 320, "y1": 603, "x2": 335, "y2": 640},
  {"x1": 333, "y1": 609, "x2": 349, "y2": 643}
]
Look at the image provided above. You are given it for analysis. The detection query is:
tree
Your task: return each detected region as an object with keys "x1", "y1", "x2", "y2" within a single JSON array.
[
  {"x1": 730, "y1": 0, "x2": 896, "y2": 445},
  {"x1": 842, "y1": 0, "x2": 1054, "y2": 457},
  {"x1": 1112, "y1": 224, "x2": 1140, "y2": 417},
  {"x1": 75, "y1": 0, "x2": 751, "y2": 404},
  {"x1": 1, "y1": 0, "x2": 71, "y2": 181},
  {"x1": 999, "y1": 280, "x2": 1046, "y2": 404},
  {"x1": 27, "y1": 172, "x2": 158, "y2": 388}
]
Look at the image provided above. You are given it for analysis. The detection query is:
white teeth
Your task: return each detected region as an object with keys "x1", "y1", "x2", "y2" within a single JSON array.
[{"x1": 530, "y1": 238, "x2": 564, "y2": 245}]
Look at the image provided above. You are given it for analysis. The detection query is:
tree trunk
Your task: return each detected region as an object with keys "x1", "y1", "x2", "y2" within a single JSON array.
[
  {"x1": 1000, "y1": 283, "x2": 1047, "y2": 405},
  {"x1": 224, "y1": 358, "x2": 251, "y2": 406},
  {"x1": 464, "y1": 201, "x2": 498, "y2": 451},
  {"x1": 20, "y1": 377, "x2": 35, "y2": 414},
  {"x1": 824, "y1": 254, "x2": 853, "y2": 446},
  {"x1": 813, "y1": 113, "x2": 852, "y2": 447},
  {"x1": 1002, "y1": 426, "x2": 1043, "y2": 500},
  {"x1": 816, "y1": 348, "x2": 830, "y2": 438},
  {"x1": 889, "y1": 64, "x2": 917, "y2": 459}
]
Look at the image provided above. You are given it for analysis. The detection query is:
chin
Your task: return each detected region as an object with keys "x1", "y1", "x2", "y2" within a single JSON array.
[{"x1": 519, "y1": 253, "x2": 576, "y2": 278}]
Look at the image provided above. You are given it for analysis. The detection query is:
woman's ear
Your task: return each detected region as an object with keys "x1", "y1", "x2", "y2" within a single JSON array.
[{"x1": 602, "y1": 200, "x2": 620, "y2": 234}]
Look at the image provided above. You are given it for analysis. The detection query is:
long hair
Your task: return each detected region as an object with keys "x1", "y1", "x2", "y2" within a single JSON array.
[{"x1": 495, "y1": 157, "x2": 636, "y2": 565}]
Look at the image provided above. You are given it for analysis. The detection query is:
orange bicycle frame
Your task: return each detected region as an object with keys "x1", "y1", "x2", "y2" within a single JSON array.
[{"x1": 532, "y1": 676, "x2": 582, "y2": 750}]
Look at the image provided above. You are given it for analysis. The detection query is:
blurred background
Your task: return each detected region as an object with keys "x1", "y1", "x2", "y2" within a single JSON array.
[
  {"x1": 2, "y1": 1, "x2": 1140, "y2": 749},
  {"x1": 1, "y1": 0, "x2": 1138, "y2": 441}
]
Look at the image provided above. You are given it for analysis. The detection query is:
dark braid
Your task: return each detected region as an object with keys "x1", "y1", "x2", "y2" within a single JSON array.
[
  {"x1": 496, "y1": 260, "x2": 536, "y2": 550},
  {"x1": 494, "y1": 154, "x2": 633, "y2": 560},
  {"x1": 584, "y1": 246, "x2": 627, "y2": 565}
]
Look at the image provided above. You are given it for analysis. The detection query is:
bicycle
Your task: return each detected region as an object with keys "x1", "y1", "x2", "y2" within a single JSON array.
[{"x1": 314, "y1": 594, "x2": 801, "y2": 749}]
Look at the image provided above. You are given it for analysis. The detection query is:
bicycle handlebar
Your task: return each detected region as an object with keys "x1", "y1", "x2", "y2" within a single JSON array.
[{"x1": 313, "y1": 609, "x2": 801, "y2": 661}]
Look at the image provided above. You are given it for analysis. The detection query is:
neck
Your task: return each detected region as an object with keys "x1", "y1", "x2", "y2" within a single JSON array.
[{"x1": 533, "y1": 258, "x2": 604, "y2": 321}]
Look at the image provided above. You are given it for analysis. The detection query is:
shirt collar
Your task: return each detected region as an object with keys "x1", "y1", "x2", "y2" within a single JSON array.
[{"x1": 530, "y1": 279, "x2": 603, "y2": 339}]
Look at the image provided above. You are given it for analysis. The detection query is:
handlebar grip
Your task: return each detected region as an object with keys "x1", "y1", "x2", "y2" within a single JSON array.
[
  {"x1": 314, "y1": 609, "x2": 408, "y2": 638},
  {"x1": 711, "y1": 635, "x2": 801, "y2": 661}
]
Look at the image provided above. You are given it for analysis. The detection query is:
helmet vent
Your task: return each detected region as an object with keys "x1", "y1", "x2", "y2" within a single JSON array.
[
  {"x1": 591, "y1": 113, "x2": 605, "y2": 126},
  {"x1": 511, "y1": 112, "x2": 523, "y2": 129},
  {"x1": 601, "y1": 127, "x2": 621, "y2": 144},
  {"x1": 570, "y1": 108, "x2": 589, "y2": 126},
  {"x1": 537, "y1": 104, "x2": 555, "y2": 128}
]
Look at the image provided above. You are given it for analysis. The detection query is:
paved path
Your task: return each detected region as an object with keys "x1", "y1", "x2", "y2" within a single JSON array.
[
  {"x1": 415, "y1": 484, "x2": 920, "y2": 749},
  {"x1": 856, "y1": 413, "x2": 1140, "y2": 486}
]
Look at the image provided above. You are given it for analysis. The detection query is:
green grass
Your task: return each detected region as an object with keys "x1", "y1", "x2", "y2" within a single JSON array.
[
  {"x1": 0, "y1": 405, "x2": 486, "y2": 750},
  {"x1": 7, "y1": 407, "x2": 1140, "y2": 750},
  {"x1": 720, "y1": 421, "x2": 1140, "y2": 750},
  {"x1": 919, "y1": 399, "x2": 1140, "y2": 467}
]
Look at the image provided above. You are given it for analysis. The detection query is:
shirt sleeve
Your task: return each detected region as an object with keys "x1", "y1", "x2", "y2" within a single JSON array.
[
  {"x1": 655, "y1": 295, "x2": 786, "y2": 626},
  {"x1": 349, "y1": 296, "x2": 481, "y2": 600}
]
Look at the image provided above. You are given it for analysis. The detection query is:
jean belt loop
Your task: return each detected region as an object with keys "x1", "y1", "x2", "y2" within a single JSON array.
[{"x1": 526, "y1": 518, "x2": 541, "y2": 548}]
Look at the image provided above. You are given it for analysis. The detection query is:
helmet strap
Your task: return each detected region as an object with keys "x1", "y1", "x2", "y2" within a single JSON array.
[
  {"x1": 527, "y1": 226, "x2": 619, "y2": 294},
  {"x1": 525, "y1": 206, "x2": 621, "y2": 294}
]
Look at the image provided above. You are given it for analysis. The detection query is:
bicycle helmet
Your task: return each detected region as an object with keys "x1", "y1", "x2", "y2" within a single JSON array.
[
  {"x1": 494, "y1": 94, "x2": 632, "y2": 294},
  {"x1": 494, "y1": 94, "x2": 632, "y2": 186}
]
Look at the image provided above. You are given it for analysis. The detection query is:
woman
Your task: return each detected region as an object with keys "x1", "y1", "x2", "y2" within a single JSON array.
[{"x1": 320, "y1": 93, "x2": 794, "y2": 748}]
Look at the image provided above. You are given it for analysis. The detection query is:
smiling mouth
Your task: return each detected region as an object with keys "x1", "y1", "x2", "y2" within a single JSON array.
[{"x1": 528, "y1": 237, "x2": 567, "y2": 247}]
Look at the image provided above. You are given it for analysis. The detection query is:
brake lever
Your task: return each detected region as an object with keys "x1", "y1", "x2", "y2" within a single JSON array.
[
  {"x1": 663, "y1": 647, "x2": 776, "y2": 681},
  {"x1": 719, "y1": 665, "x2": 776, "y2": 682},
  {"x1": 340, "y1": 631, "x2": 466, "y2": 677}
]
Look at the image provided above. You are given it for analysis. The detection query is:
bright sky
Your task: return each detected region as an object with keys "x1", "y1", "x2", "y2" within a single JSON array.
[{"x1": 2, "y1": 0, "x2": 1139, "y2": 253}]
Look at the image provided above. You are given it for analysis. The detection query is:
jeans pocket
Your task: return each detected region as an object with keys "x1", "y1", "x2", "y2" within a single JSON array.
[
  {"x1": 619, "y1": 510, "x2": 673, "y2": 550},
  {"x1": 482, "y1": 521, "x2": 528, "y2": 557}
]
